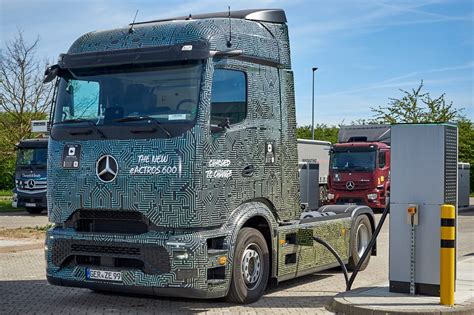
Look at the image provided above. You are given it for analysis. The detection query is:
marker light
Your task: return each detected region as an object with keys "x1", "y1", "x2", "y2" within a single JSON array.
[{"x1": 218, "y1": 256, "x2": 227, "y2": 265}]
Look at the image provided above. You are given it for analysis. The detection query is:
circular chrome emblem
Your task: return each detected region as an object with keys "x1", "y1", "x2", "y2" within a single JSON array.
[
  {"x1": 96, "y1": 155, "x2": 118, "y2": 182},
  {"x1": 27, "y1": 180, "x2": 35, "y2": 189},
  {"x1": 346, "y1": 181, "x2": 355, "y2": 190}
]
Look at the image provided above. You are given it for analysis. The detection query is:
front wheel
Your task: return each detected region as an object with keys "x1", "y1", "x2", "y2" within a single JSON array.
[
  {"x1": 319, "y1": 185, "x2": 328, "y2": 205},
  {"x1": 347, "y1": 215, "x2": 372, "y2": 271},
  {"x1": 226, "y1": 227, "x2": 269, "y2": 304}
]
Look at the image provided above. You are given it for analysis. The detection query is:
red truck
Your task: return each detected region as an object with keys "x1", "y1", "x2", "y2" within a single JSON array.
[{"x1": 327, "y1": 125, "x2": 391, "y2": 211}]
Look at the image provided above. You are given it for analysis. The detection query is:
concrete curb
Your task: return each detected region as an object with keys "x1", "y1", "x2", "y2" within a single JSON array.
[
  {"x1": 329, "y1": 286, "x2": 474, "y2": 314},
  {"x1": 458, "y1": 206, "x2": 474, "y2": 213}
]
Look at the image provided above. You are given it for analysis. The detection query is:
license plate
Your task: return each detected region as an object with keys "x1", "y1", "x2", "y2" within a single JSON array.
[
  {"x1": 86, "y1": 269, "x2": 122, "y2": 282},
  {"x1": 25, "y1": 203, "x2": 36, "y2": 207},
  {"x1": 346, "y1": 203, "x2": 357, "y2": 205}
]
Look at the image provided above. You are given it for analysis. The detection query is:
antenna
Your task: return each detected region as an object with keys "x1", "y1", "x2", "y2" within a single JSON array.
[
  {"x1": 129, "y1": 9, "x2": 139, "y2": 34},
  {"x1": 226, "y1": 6, "x2": 232, "y2": 48}
]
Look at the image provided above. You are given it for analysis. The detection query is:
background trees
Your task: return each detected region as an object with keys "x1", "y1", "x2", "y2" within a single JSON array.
[
  {"x1": 297, "y1": 81, "x2": 473, "y2": 192},
  {"x1": 0, "y1": 31, "x2": 53, "y2": 190}
]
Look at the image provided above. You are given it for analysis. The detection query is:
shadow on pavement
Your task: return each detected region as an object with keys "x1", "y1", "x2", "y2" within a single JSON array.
[
  {"x1": 0, "y1": 278, "x2": 334, "y2": 313},
  {"x1": 0, "y1": 210, "x2": 47, "y2": 217}
]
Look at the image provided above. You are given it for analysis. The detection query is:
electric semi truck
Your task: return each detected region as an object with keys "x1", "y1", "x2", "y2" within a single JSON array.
[
  {"x1": 12, "y1": 138, "x2": 48, "y2": 214},
  {"x1": 44, "y1": 9, "x2": 375, "y2": 303}
]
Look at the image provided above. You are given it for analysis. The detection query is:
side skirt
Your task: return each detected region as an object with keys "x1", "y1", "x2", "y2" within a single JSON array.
[{"x1": 277, "y1": 261, "x2": 346, "y2": 282}]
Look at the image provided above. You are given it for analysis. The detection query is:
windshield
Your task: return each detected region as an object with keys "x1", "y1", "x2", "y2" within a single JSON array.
[
  {"x1": 17, "y1": 148, "x2": 47, "y2": 166},
  {"x1": 331, "y1": 150, "x2": 376, "y2": 171},
  {"x1": 53, "y1": 62, "x2": 202, "y2": 126}
]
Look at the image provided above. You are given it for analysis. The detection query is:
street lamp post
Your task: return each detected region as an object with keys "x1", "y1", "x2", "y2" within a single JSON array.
[{"x1": 311, "y1": 67, "x2": 318, "y2": 140}]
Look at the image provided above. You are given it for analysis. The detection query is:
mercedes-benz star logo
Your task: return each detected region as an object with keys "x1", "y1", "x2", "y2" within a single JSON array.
[
  {"x1": 346, "y1": 181, "x2": 355, "y2": 190},
  {"x1": 96, "y1": 155, "x2": 118, "y2": 183},
  {"x1": 27, "y1": 180, "x2": 35, "y2": 189}
]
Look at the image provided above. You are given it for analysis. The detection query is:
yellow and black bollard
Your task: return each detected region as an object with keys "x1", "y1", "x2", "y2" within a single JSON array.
[{"x1": 440, "y1": 204, "x2": 455, "y2": 306}]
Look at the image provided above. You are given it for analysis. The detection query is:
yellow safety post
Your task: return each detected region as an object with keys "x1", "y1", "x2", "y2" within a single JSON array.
[{"x1": 440, "y1": 204, "x2": 455, "y2": 306}]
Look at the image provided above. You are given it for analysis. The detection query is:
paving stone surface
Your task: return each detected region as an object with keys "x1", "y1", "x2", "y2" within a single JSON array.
[
  {"x1": 0, "y1": 212, "x2": 472, "y2": 314},
  {"x1": 0, "y1": 211, "x2": 49, "y2": 229}
]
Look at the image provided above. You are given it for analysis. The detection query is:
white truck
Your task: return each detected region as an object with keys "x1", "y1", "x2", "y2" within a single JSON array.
[{"x1": 297, "y1": 139, "x2": 331, "y2": 204}]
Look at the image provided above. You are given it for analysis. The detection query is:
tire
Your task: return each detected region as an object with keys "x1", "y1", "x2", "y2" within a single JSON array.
[
  {"x1": 226, "y1": 227, "x2": 269, "y2": 304},
  {"x1": 319, "y1": 185, "x2": 328, "y2": 205},
  {"x1": 385, "y1": 192, "x2": 390, "y2": 213},
  {"x1": 26, "y1": 207, "x2": 44, "y2": 214},
  {"x1": 347, "y1": 215, "x2": 372, "y2": 271}
]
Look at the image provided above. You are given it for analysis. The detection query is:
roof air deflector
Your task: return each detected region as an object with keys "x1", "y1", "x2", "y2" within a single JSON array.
[{"x1": 133, "y1": 9, "x2": 287, "y2": 26}]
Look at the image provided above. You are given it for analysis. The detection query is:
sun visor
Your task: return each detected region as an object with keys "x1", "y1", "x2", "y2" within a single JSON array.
[{"x1": 58, "y1": 40, "x2": 211, "y2": 69}]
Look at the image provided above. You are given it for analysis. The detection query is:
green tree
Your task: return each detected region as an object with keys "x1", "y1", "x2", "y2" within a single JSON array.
[
  {"x1": 296, "y1": 124, "x2": 339, "y2": 143},
  {"x1": 371, "y1": 81, "x2": 473, "y2": 192},
  {"x1": 457, "y1": 118, "x2": 474, "y2": 192},
  {"x1": 370, "y1": 81, "x2": 463, "y2": 124},
  {"x1": 0, "y1": 31, "x2": 51, "y2": 190}
]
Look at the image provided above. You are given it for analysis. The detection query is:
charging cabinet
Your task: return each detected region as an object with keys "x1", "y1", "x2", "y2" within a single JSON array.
[{"x1": 389, "y1": 123, "x2": 457, "y2": 296}]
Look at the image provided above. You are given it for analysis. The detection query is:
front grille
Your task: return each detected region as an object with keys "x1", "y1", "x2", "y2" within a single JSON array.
[
  {"x1": 52, "y1": 239, "x2": 170, "y2": 274},
  {"x1": 17, "y1": 180, "x2": 47, "y2": 192},
  {"x1": 65, "y1": 209, "x2": 152, "y2": 234},
  {"x1": 333, "y1": 181, "x2": 371, "y2": 190},
  {"x1": 70, "y1": 244, "x2": 141, "y2": 256},
  {"x1": 78, "y1": 210, "x2": 143, "y2": 220}
]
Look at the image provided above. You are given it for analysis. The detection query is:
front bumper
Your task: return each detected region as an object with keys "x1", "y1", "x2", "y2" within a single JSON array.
[
  {"x1": 45, "y1": 227, "x2": 231, "y2": 299},
  {"x1": 14, "y1": 191, "x2": 47, "y2": 209},
  {"x1": 328, "y1": 189, "x2": 384, "y2": 209}
]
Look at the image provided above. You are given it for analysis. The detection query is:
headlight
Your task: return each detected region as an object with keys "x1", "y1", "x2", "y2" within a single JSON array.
[
  {"x1": 327, "y1": 193, "x2": 335, "y2": 200},
  {"x1": 367, "y1": 193, "x2": 378, "y2": 200}
]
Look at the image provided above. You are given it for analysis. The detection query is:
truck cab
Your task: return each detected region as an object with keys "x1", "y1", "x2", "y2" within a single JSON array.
[
  {"x1": 12, "y1": 138, "x2": 48, "y2": 214},
  {"x1": 328, "y1": 141, "x2": 390, "y2": 210}
]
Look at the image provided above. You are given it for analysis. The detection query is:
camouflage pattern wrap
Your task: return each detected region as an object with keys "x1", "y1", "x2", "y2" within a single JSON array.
[
  {"x1": 277, "y1": 218, "x2": 352, "y2": 280},
  {"x1": 46, "y1": 11, "x2": 357, "y2": 299},
  {"x1": 48, "y1": 17, "x2": 299, "y2": 229}
]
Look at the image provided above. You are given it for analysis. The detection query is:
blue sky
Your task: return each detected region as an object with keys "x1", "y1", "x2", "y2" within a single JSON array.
[{"x1": 1, "y1": 0, "x2": 472, "y2": 125}]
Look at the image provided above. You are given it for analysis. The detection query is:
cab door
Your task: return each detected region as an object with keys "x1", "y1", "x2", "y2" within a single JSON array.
[{"x1": 202, "y1": 67, "x2": 254, "y2": 218}]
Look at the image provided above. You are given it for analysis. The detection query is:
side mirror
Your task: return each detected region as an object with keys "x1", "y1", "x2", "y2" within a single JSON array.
[{"x1": 43, "y1": 64, "x2": 59, "y2": 83}]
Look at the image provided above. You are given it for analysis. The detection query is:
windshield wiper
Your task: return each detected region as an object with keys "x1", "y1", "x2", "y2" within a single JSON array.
[
  {"x1": 53, "y1": 119, "x2": 107, "y2": 139},
  {"x1": 114, "y1": 115, "x2": 172, "y2": 138}
]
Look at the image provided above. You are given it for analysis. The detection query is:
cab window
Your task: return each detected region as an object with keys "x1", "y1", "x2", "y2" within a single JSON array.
[
  {"x1": 210, "y1": 69, "x2": 247, "y2": 125},
  {"x1": 378, "y1": 151, "x2": 386, "y2": 168}
]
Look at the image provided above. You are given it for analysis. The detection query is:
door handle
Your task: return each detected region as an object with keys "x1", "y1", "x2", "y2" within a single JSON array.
[{"x1": 242, "y1": 165, "x2": 255, "y2": 177}]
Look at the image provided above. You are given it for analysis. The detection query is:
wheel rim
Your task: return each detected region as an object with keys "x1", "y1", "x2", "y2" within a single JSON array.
[
  {"x1": 241, "y1": 243, "x2": 263, "y2": 290},
  {"x1": 356, "y1": 224, "x2": 370, "y2": 257},
  {"x1": 319, "y1": 186, "x2": 327, "y2": 202}
]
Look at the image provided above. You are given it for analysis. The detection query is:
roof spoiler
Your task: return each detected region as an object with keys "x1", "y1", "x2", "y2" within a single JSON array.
[{"x1": 133, "y1": 9, "x2": 287, "y2": 26}]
